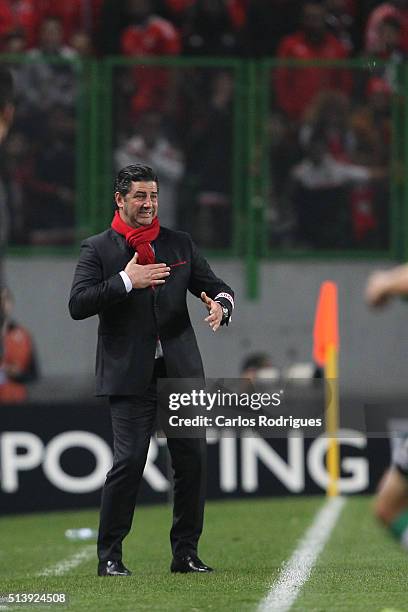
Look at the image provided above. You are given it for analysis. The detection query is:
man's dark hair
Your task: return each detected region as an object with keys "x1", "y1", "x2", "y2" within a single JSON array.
[
  {"x1": 114, "y1": 164, "x2": 159, "y2": 198},
  {"x1": 0, "y1": 67, "x2": 14, "y2": 111}
]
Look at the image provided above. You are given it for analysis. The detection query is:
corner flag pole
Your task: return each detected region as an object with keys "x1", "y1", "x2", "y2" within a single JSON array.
[{"x1": 313, "y1": 281, "x2": 340, "y2": 497}]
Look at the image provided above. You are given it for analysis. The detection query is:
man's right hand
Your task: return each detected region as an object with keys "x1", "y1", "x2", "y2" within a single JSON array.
[{"x1": 124, "y1": 253, "x2": 170, "y2": 288}]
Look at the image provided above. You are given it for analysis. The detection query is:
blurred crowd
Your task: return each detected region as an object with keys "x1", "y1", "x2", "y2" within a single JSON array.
[
  {"x1": 0, "y1": 0, "x2": 405, "y2": 249},
  {"x1": 0, "y1": 0, "x2": 405, "y2": 59}
]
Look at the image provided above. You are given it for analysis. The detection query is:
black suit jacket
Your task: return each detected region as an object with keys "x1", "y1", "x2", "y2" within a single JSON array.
[{"x1": 69, "y1": 226, "x2": 234, "y2": 396}]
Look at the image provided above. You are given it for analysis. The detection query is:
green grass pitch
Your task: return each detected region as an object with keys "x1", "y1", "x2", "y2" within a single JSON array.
[{"x1": 1, "y1": 497, "x2": 408, "y2": 611}]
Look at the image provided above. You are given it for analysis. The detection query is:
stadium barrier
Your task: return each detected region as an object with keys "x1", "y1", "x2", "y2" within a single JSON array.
[{"x1": 0, "y1": 399, "x2": 391, "y2": 515}]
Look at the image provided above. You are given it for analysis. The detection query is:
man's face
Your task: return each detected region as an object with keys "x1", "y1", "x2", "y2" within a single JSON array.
[{"x1": 115, "y1": 180, "x2": 158, "y2": 228}]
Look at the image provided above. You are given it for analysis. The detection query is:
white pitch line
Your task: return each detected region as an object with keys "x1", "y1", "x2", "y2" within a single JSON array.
[
  {"x1": 36, "y1": 544, "x2": 95, "y2": 577},
  {"x1": 258, "y1": 496, "x2": 346, "y2": 612}
]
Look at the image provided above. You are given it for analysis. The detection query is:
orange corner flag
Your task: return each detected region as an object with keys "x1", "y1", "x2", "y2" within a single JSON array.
[{"x1": 313, "y1": 281, "x2": 339, "y2": 367}]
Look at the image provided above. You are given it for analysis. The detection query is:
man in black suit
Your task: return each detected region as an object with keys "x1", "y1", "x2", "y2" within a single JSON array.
[{"x1": 69, "y1": 164, "x2": 234, "y2": 576}]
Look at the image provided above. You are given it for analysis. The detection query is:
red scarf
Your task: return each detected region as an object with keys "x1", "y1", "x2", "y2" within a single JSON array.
[{"x1": 111, "y1": 211, "x2": 160, "y2": 265}]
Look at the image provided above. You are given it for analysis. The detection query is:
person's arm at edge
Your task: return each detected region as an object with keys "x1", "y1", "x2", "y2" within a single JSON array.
[{"x1": 365, "y1": 263, "x2": 408, "y2": 307}]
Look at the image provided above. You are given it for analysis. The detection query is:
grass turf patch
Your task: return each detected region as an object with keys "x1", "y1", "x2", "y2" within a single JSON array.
[
  {"x1": 3, "y1": 496, "x2": 407, "y2": 611},
  {"x1": 0, "y1": 497, "x2": 321, "y2": 611},
  {"x1": 294, "y1": 496, "x2": 408, "y2": 612}
]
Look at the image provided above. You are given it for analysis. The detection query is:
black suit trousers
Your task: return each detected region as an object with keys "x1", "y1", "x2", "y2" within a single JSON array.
[{"x1": 97, "y1": 359, "x2": 207, "y2": 561}]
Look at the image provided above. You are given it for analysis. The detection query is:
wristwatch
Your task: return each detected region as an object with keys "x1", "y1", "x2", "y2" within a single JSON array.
[{"x1": 220, "y1": 306, "x2": 230, "y2": 325}]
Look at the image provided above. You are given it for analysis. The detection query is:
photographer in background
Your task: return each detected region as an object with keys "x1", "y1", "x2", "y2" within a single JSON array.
[{"x1": 0, "y1": 287, "x2": 39, "y2": 404}]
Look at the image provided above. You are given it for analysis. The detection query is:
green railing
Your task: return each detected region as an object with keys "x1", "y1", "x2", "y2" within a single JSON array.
[
  {"x1": 1, "y1": 56, "x2": 405, "y2": 297},
  {"x1": 96, "y1": 56, "x2": 246, "y2": 259}
]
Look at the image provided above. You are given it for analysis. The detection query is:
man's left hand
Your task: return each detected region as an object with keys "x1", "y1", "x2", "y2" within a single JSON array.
[{"x1": 201, "y1": 292, "x2": 222, "y2": 332}]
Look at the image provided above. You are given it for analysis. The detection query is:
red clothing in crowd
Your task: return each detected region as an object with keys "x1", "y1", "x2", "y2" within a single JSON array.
[
  {"x1": 226, "y1": 0, "x2": 248, "y2": 30},
  {"x1": 0, "y1": 0, "x2": 40, "y2": 48},
  {"x1": 121, "y1": 16, "x2": 181, "y2": 56},
  {"x1": 276, "y1": 31, "x2": 350, "y2": 121},
  {"x1": 163, "y1": 0, "x2": 195, "y2": 15},
  {"x1": 365, "y1": 3, "x2": 408, "y2": 54},
  {"x1": 121, "y1": 16, "x2": 181, "y2": 116},
  {"x1": 40, "y1": 0, "x2": 104, "y2": 41}
]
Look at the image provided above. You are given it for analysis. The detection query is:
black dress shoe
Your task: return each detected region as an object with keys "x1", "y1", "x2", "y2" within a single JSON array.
[
  {"x1": 170, "y1": 554, "x2": 213, "y2": 573},
  {"x1": 97, "y1": 560, "x2": 132, "y2": 576}
]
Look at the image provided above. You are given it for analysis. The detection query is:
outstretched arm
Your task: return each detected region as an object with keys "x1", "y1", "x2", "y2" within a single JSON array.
[{"x1": 365, "y1": 264, "x2": 408, "y2": 307}]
